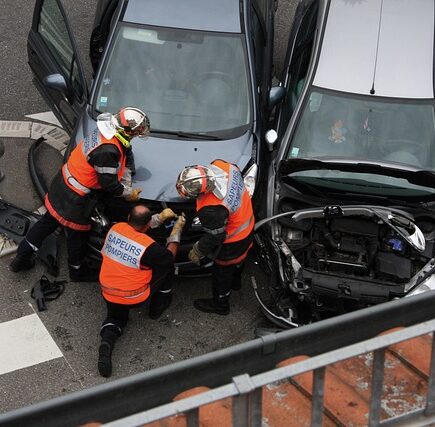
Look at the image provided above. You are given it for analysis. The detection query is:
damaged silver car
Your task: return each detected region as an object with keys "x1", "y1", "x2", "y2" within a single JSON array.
[{"x1": 254, "y1": 0, "x2": 435, "y2": 327}]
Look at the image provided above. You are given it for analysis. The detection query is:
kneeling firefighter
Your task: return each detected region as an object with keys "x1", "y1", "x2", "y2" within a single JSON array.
[
  {"x1": 176, "y1": 159, "x2": 255, "y2": 315},
  {"x1": 10, "y1": 107, "x2": 149, "y2": 282},
  {"x1": 97, "y1": 204, "x2": 186, "y2": 377}
]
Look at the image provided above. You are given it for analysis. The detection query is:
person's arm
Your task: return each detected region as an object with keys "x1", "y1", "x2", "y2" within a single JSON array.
[
  {"x1": 140, "y1": 242, "x2": 174, "y2": 278},
  {"x1": 166, "y1": 242, "x2": 179, "y2": 259},
  {"x1": 88, "y1": 144, "x2": 125, "y2": 196},
  {"x1": 197, "y1": 205, "x2": 228, "y2": 257}
]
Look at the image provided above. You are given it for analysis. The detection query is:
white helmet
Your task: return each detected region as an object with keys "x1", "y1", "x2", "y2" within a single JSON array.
[
  {"x1": 97, "y1": 107, "x2": 150, "y2": 142},
  {"x1": 176, "y1": 165, "x2": 216, "y2": 199},
  {"x1": 112, "y1": 107, "x2": 150, "y2": 138}
]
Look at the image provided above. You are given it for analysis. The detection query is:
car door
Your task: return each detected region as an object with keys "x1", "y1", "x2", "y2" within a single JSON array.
[
  {"x1": 251, "y1": 0, "x2": 275, "y2": 124},
  {"x1": 90, "y1": 0, "x2": 120, "y2": 73},
  {"x1": 274, "y1": 0, "x2": 319, "y2": 138},
  {"x1": 27, "y1": 0, "x2": 87, "y2": 134}
]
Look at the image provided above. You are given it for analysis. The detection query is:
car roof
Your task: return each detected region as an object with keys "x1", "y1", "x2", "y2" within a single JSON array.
[
  {"x1": 123, "y1": 0, "x2": 242, "y2": 33},
  {"x1": 313, "y1": 0, "x2": 434, "y2": 99}
]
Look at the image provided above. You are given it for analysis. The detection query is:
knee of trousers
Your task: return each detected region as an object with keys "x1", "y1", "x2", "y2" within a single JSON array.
[{"x1": 100, "y1": 322, "x2": 123, "y2": 338}]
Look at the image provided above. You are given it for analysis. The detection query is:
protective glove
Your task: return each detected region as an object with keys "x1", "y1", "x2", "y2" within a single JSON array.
[
  {"x1": 150, "y1": 208, "x2": 178, "y2": 228},
  {"x1": 159, "y1": 208, "x2": 177, "y2": 223},
  {"x1": 188, "y1": 242, "x2": 203, "y2": 265},
  {"x1": 124, "y1": 188, "x2": 142, "y2": 202},
  {"x1": 167, "y1": 214, "x2": 186, "y2": 244}
]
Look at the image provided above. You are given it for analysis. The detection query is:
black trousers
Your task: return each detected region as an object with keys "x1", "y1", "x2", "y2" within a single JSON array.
[
  {"x1": 17, "y1": 211, "x2": 88, "y2": 266},
  {"x1": 101, "y1": 269, "x2": 173, "y2": 336},
  {"x1": 212, "y1": 262, "x2": 244, "y2": 298}
]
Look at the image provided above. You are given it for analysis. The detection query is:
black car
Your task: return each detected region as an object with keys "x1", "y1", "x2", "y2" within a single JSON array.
[
  {"x1": 255, "y1": 0, "x2": 435, "y2": 327},
  {"x1": 27, "y1": 0, "x2": 284, "y2": 273}
]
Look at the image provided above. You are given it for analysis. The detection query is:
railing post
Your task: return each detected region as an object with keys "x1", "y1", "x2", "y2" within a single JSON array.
[
  {"x1": 311, "y1": 367, "x2": 326, "y2": 427},
  {"x1": 368, "y1": 349, "x2": 385, "y2": 426},
  {"x1": 186, "y1": 408, "x2": 199, "y2": 427},
  {"x1": 425, "y1": 333, "x2": 435, "y2": 415},
  {"x1": 232, "y1": 375, "x2": 262, "y2": 427}
]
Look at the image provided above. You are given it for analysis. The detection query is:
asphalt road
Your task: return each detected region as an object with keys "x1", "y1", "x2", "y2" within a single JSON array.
[{"x1": 0, "y1": 0, "x2": 297, "y2": 415}]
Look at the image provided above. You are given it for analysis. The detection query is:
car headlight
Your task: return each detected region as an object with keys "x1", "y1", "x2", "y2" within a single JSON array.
[{"x1": 243, "y1": 163, "x2": 258, "y2": 197}]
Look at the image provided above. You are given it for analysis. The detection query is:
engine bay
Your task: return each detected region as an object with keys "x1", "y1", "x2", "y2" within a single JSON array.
[
  {"x1": 254, "y1": 200, "x2": 435, "y2": 327},
  {"x1": 281, "y1": 215, "x2": 434, "y2": 284}
]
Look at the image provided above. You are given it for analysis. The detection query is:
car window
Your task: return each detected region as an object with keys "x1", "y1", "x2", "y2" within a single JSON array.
[
  {"x1": 286, "y1": 89, "x2": 435, "y2": 194},
  {"x1": 279, "y1": 1, "x2": 318, "y2": 135},
  {"x1": 94, "y1": 24, "x2": 251, "y2": 136},
  {"x1": 38, "y1": 0, "x2": 83, "y2": 97}
]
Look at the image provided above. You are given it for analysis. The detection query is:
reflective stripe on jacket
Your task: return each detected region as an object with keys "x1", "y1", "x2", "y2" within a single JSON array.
[
  {"x1": 99, "y1": 222, "x2": 154, "y2": 305},
  {"x1": 63, "y1": 129, "x2": 126, "y2": 196},
  {"x1": 196, "y1": 159, "x2": 254, "y2": 244}
]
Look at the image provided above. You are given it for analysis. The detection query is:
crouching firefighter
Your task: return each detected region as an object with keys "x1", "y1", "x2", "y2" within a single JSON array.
[
  {"x1": 10, "y1": 107, "x2": 149, "y2": 282},
  {"x1": 97, "y1": 204, "x2": 185, "y2": 377},
  {"x1": 176, "y1": 159, "x2": 255, "y2": 315}
]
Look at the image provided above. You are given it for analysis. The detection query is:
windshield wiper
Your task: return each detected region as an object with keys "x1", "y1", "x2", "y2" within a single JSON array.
[{"x1": 151, "y1": 130, "x2": 222, "y2": 140}]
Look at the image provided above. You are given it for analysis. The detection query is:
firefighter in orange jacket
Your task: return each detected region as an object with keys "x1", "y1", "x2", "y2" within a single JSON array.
[
  {"x1": 97, "y1": 204, "x2": 186, "y2": 377},
  {"x1": 176, "y1": 159, "x2": 255, "y2": 315},
  {"x1": 10, "y1": 107, "x2": 149, "y2": 282}
]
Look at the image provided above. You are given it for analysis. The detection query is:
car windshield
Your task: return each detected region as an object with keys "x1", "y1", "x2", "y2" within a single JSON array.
[
  {"x1": 94, "y1": 24, "x2": 251, "y2": 136},
  {"x1": 285, "y1": 89, "x2": 435, "y2": 196}
]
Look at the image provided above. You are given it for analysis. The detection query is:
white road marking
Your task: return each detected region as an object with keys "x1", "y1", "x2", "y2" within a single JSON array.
[
  {"x1": 25, "y1": 111, "x2": 62, "y2": 128},
  {"x1": 30, "y1": 122, "x2": 59, "y2": 141},
  {"x1": 0, "y1": 234, "x2": 17, "y2": 257},
  {"x1": 0, "y1": 313, "x2": 63, "y2": 375},
  {"x1": 0, "y1": 119, "x2": 68, "y2": 153},
  {"x1": 42, "y1": 127, "x2": 70, "y2": 151},
  {"x1": 0, "y1": 116, "x2": 67, "y2": 375},
  {"x1": 33, "y1": 205, "x2": 47, "y2": 216},
  {"x1": 0, "y1": 121, "x2": 32, "y2": 138}
]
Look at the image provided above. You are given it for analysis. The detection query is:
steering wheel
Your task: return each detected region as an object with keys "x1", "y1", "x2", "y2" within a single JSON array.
[
  {"x1": 186, "y1": 71, "x2": 236, "y2": 111},
  {"x1": 377, "y1": 138, "x2": 425, "y2": 164}
]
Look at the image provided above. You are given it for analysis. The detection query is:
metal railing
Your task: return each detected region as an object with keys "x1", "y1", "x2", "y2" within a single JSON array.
[
  {"x1": 104, "y1": 319, "x2": 435, "y2": 427},
  {"x1": 2, "y1": 291, "x2": 435, "y2": 427}
]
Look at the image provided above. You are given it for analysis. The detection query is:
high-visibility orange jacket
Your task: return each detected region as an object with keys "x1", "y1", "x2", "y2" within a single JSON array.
[
  {"x1": 62, "y1": 131, "x2": 126, "y2": 196},
  {"x1": 99, "y1": 222, "x2": 154, "y2": 305},
  {"x1": 197, "y1": 159, "x2": 254, "y2": 245},
  {"x1": 45, "y1": 130, "x2": 127, "y2": 231}
]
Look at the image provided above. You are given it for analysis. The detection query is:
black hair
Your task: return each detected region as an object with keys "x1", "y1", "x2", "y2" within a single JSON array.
[{"x1": 128, "y1": 204, "x2": 152, "y2": 229}]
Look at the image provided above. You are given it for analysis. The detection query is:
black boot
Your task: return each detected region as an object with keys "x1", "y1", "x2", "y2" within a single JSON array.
[
  {"x1": 98, "y1": 325, "x2": 120, "y2": 378},
  {"x1": 194, "y1": 296, "x2": 230, "y2": 315},
  {"x1": 149, "y1": 291, "x2": 173, "y2": 320},
  {"x1": 10, "y1": 254, "x2": 35, "y2": 272},
  {"x1": 69, "y1": 263, "x2": 100, "y2": 282},
  {"x1": 98, "y1": 341, "x2": 113, "y2": 377},
  {"x1": 231, "y1": 264, "x2": 244, "y2": 291}
]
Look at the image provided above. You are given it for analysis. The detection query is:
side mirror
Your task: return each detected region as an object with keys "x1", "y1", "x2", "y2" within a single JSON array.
[
  {"x1": 265, "y1": 129, "x2": 278, "y2": 152},
  {"x1": 268, "y1": 86, "x2": 286, "y2": 110},
  {"x1": 43, "y1": 74, "x2": 71, "y2": 102}
]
